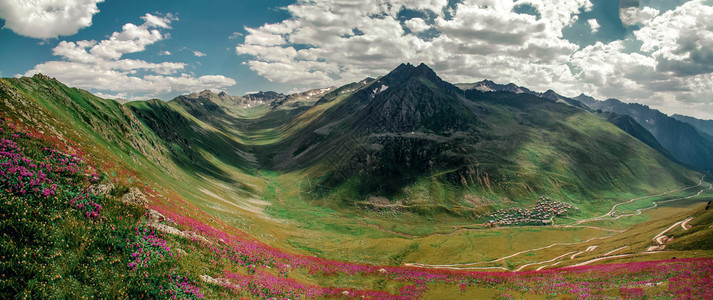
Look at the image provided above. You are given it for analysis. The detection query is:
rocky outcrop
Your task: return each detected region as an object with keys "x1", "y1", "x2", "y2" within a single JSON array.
[
  {"x1": 147, "y1": 221, "x2": 212, "y2": 245},
  {"x1": 87, "y1": 182, "x2": 115, "y2": 197},
  {"x1": 121, "y1": 187, "x2": 148, "y2": 206},
  {"x1": 199, "y1": 275, "x2": 232, "y2": 287},
  {"x1": 147, "y1": 209, "x2": 166, "y2": 223}
]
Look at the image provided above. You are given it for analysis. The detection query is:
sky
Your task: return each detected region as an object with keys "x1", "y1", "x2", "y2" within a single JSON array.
[{"x1": 0, "y1": 0, "x2": 712, "y2": 119}]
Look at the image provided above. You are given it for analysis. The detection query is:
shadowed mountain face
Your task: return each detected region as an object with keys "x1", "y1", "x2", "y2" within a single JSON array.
[
  {"x1": 672, "y1": 114, "x2": 713, "y2": 139},
  {"x1": 599, "y1": 112, "x2": 675, "y2": 161},
  {"x1": 0, "y1": 65, "x2": 701, "y2": 216},
  {"x1": 348, "y1": 63, "x2": 480, "y2": 133},
  {"x1": 577, "y1": 96, "x2": 713, "y2": 172}
]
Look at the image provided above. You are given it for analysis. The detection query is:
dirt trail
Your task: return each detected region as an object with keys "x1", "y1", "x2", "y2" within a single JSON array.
[
  {"x1": 648, "y1": 217, "x2": 693, "y2": 251},
  {"x1": 602, "y1": 246, "x2": 629, "y2": 256},
  {"x1": 568, "y1": 252, "x2": 660, "y2": 267},
  {"x1": 613, "y1": 188, "x2": 708, "y2": 220},
  {"x1": 570, "y1": 246, "x2": 598, "y2": 260},
  {"x1": 574, "y1": 176, "x2": 705, "y2": 225},
  {"x1": 408, "y1": 236, "x2": 611, "y2": 269},
  {"x1": 575, "y1": 216, "x2": 695, "y2": 265},
  {"x1": 681, "y1": 217, "x2": 693, "y2": 230},
  {"x1": 514, "y1": 251, "x2": 577, "y2": 271},
  {"x1": 652, "y1": 218, "x2": 691, "y2": 242}
]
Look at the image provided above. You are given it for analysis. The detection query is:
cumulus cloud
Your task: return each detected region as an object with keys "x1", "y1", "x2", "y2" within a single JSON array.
[
  {"x1": 570, "y1": 41, "x2": 661, "y2": 99},
  {"x1": 620, "y1": 4, "x2": 659, "y2": 27},
  {"x1": 24, "y1": 13, "x2": 235, "y2": 99},
  {"x1": 93, "y1": 91, "x2": 128, "y2": 100},
  {"x1": 0, "y1": 0, "x2": 104, "y2": 39},
  {"x1": 236, "y1": 0, "x2": 591, "y2": 89},
  {"x1": 404, "y1": 18, "x2": 430, "y2": 33},
  {"x1": 636, "y1": 1, "x2": 713, "y2": 76},
  {"x1": 587, "y1": 19, "x2": 600, "y2": 33},
  {"x1": 193, "y1": 50, "x2": 206, "y2": 57}
]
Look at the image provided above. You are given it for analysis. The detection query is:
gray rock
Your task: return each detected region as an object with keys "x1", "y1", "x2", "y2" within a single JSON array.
[
  {"x1": 121, "y1": 187, "x2": 148, "y2": 207},
  {"x1": 147, "y1": 209, "x2": 165, "y2": 222},
  {"x1": 87, "y1": 182, "x2": 115, "y2": 196}
]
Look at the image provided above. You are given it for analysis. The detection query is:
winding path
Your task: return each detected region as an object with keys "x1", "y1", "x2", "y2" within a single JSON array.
[
  {"x1": 407, "y1": 236, "x2": 612, "y2": 269},
  {"x1": 574, "y1": 176, "x2": 706, "y2": 225}
]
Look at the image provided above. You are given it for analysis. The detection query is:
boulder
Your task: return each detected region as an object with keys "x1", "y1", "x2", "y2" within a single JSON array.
[
  {"x1": 87, "y1": 182, "x2": 115, "y2": 197},
  {"x1": 121, "y1": 187, "x2": 148, "y2": 206},
  {"x1": 147, "y1": 209, "x2": 165, "y2": 222},
  {"x1": 200, "y1": 275, "x2": 232, "y2": 287}
]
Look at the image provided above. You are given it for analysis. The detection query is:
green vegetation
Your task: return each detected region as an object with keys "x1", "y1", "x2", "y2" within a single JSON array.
[{"x1": 0, "y1": 120, "x2": 202, "y2": 299}]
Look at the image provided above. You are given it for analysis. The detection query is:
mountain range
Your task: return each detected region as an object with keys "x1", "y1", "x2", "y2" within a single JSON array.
[
  {"x1": 575, "y1": 95, "x2": 713, "y2": 172},
  {"x1": 457, "y1": 78, "x2": 713, "y2": 173},
  {"x1": 2, "y1": 63, "x2": 702, "y2": 218}
]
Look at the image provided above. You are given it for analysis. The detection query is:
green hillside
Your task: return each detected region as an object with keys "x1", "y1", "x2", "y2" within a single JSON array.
[{"x1": 224, "y1": 64, "x2": 699, "y2": 218}]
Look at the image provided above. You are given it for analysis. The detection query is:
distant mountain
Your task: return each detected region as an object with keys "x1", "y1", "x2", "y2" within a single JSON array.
[
  {"x1": 456, "y1": 80, "x2": 534, "y2": 94},
  {"x1": 271, "y1": 87, "x2": 336, "y2": 107},
  {"x1": 672, "y1": 114, "x2": 713, "y2": 139},
  {"x1": 599, "y1": 111, "x2": 674, "y2": 161},
  {"x1": 456, "y1": 80, "x2": 589, "y2": 109},
  {"x1": 455, "y1": 80, "x2": 684, "y2": 163},
  {"x1": 174, "y1": 88, "x2": 335, "y2": 113},
  {"x1": 576, "y1": 95, "x2": 713, "y2": 172}
]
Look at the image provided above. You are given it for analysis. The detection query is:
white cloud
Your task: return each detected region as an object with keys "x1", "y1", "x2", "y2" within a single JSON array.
[
  {"x1": 229, "y1": 32, "x2": 243, "y2": 39},
  {"x1": 0, "y1": 0, "x2": 104, "y2": 39},
  {"x1": 93, "y1": 91, "x2": 128, "y2": 100},
  {"x1": 159, "y1": 50, "x2": 171, "y2": 55},
  {"x1": 193, "y1": 50, "x2": 206, "y2": 57},
  {"x1": 235, "y1": 0, "x2": 590, "y2": 90},
  {"x1": 404, "y1": 18, "x2": 430, "y2": 33},
  {"x1": 90, "y1": 13, "x2": 170, "y2": 60},
  {"x1": 570, "y1": 41, "x2": 659, "y2": 99},
  {"x1": 587, "y1": 18, "x2": 600, "y2": 33},
  {"x1": 635, "y1": 1, "x2": 713, "y2": 76},
  {"x1": 620, "y1": 5, "x2": 659, "y2": 27},
  {"x1": 25, "y1": 60, "x2": 235, "y2": 97},
  {"x1": 23, "y1": 13, "x2": 235, "y2": 99}
]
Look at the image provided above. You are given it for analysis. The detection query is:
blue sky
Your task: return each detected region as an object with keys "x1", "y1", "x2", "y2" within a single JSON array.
[{"x1": 1, "y1": 0, "x2": 712, "y2": 119}]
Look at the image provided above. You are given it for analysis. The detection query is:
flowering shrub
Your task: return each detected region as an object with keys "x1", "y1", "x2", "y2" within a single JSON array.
[
  {"x1": 620, "y1": 287, "x2": 645, "y2": 299},
  {"x1": 166, "y1": 272, "x2": 203, "y2": 299},
  {"x1": 0, "y1": 119, "x2": 203, "y2": 299}
]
